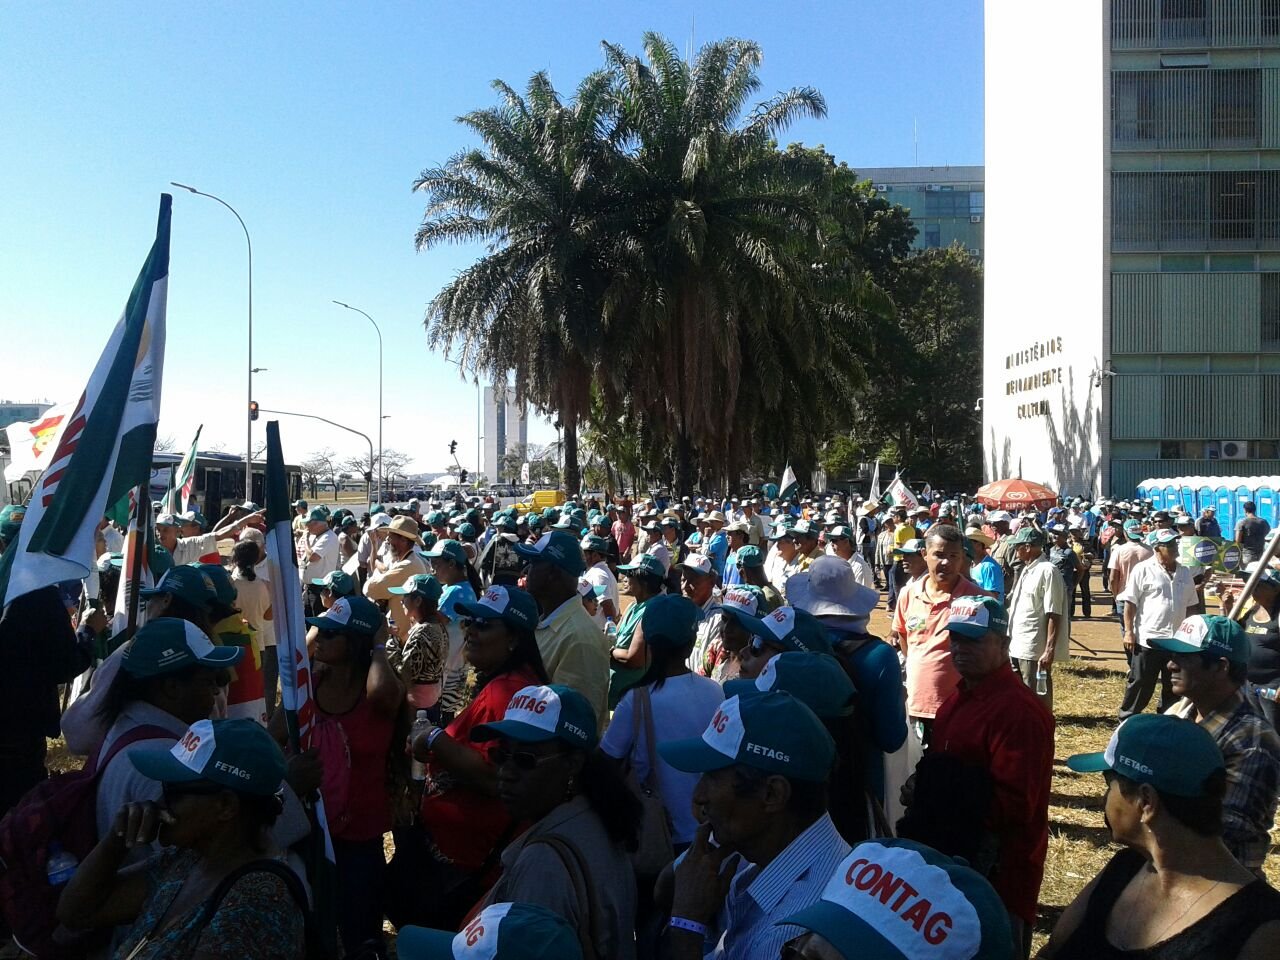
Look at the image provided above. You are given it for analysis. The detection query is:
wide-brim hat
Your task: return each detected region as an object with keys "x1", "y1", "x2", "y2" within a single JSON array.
[{"x1": 385, "y1": 515, "x2": 424, "y2": 545}]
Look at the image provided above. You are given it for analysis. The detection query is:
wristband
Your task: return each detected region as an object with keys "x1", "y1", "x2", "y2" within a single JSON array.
[
  {"x1": 425, "y1": 727, "x2": 445, "y2": 751},
  {"x1": 373, "y1": 643, "x2": 386, "y2": 651},
  {"x1": 668, "y1": 917, "x2": 708, "y2": 937}
]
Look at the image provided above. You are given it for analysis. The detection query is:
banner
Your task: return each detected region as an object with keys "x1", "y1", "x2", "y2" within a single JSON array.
[
  {"x1": 886, "y1": 473, "x2": 920, "y2": 511},
  {"x1": 0, "y1": 195, "x2": 170, "y2": 607},
  {"x1": 166, "y1": 424, "x2": 202, "y2": 514},
  {"x1": 520, "y1": 461, "x2": 530, "y2": 485},
  {"x1": 3, "y1": 403, "x2": 74, "y2": 484}
]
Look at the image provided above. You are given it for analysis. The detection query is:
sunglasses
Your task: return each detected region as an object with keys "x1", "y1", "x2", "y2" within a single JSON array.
[
  {"x1": 493, "y1": 747, "x2": 566, "y2": 771},
  {"x1": 460, "y1": 617, "x2": 499, "y2": 631},
  {"x1": 162, "y1": 782, "x2": 226, "y2": 804}
]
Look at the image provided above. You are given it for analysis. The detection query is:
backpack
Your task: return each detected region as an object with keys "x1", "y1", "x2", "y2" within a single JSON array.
[{"x1": 0, "y1": 723, "x2": 173, "y2": 959}]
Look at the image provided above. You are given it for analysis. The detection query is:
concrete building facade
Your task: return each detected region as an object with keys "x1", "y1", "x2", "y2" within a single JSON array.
[
  {"x1": 984, "y1": 0, "x2": 1280, "y2": 497},
  {"x1": 482, "y1": 382, "x2": 527, "y2": 484}
]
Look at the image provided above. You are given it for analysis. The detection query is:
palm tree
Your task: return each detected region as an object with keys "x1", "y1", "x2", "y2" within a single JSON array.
[
  {"x1": 414, "y1": 70, "x2": 624, "y2": 494},
  {"x1": 600, "y1": 34, "x2": 839, "y2": 492}
]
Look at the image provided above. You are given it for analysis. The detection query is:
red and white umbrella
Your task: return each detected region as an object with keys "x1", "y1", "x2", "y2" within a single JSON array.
[{"x1": 974, "y1": 478, "x2": 1058, "y2": 511}]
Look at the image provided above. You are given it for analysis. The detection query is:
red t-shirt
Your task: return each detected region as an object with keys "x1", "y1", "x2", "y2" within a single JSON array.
[
  {"x1": 932, "y1": 663, "x2": 1055, "y2": 924},
  {"x1": 419, "y1": 665, "x2": 541, "y2": 870}
]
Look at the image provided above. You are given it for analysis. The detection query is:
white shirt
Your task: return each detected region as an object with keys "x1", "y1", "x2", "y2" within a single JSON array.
[
  {"x1": 648, "y1": 540, "x2": 672, "y2": 574},
  {"x1": 171, "y1": 533, "x2": 218, "y2": 566},
  {"x1": 583, "y1": 560, "x2": 620, "y2": 629},
  {"x1": 598, "y1": 673, "x2": 724, "y2": 843},
  {"x1": 1007, "y1": 554, "x2": 1067, "y2": 661},
  {"x1": 827, "y1": 548, "x2": 875, "y2": 589},
  {"x1": 1116, "y1": 555, "x2": 1199, "y2": 648},
  {"x1": 300, "y1": 529, "x2": 339, "y2": 582}
]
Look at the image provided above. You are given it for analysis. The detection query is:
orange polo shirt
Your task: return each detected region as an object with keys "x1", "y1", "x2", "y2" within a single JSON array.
[{"x1": 893, "y1": 574, "x2": 981, "y2": 718}]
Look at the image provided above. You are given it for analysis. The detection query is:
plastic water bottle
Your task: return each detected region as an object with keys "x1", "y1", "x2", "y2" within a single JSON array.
[
  {"x1": 46, "y1": 841, "x2": 78, "y2": 887},
  {"x1": 605, "y1": 618, "x2": 618, "y2": 640},
  {"x1": 410, "y1": 710, "x2": 431, "y2": 781},
  {"x1": 1035, "y1": 669, "x2": 1049, "y2": 696}
]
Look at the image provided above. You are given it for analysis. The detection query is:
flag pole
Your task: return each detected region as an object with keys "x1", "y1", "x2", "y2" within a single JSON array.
[{"x1": 124, "y1": 488, "x2": 150, "y2": 642}]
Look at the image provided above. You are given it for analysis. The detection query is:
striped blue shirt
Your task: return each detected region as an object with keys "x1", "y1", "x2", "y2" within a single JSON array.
[{"x1": 712, "y1": 813, "x2": 851, "y2": 959}]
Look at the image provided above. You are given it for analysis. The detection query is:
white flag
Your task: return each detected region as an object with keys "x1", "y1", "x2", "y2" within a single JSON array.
[
  {"x1": 3, "y1": 403, "x2": 75, "y2": 484},
  {"x1": 868, "y1": 459, "x2": 881, "y2": 503},
  {"x1": 886, "y1": 473, "x2": 919, "y2": 511}
]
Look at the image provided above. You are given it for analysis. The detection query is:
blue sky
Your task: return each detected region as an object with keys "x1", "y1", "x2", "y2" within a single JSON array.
[{"x1": 0, "y1": 1, "x2": 982, "y2": 478}]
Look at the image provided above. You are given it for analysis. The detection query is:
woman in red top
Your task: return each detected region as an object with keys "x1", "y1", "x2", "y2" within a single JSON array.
[
  {"x1": 287, "y1": 594, "x2": 402, "y2": 955},
  {"x1": 405, "y1": 585, "x2": 548, "y2": 929}
]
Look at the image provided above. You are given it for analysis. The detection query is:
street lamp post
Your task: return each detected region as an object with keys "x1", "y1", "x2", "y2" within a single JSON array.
[
  {"x1": 260, "y1": 408, "x2": 376, "y2": 506},
  {"x1": 170, "y1": 183, "x2": 254, "y2": 499},
  {"x1": 332, "y1": 301, "x2": 383, "y2": 498}
]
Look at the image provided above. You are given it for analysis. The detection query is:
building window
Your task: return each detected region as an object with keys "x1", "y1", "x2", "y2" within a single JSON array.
[
  {"x1": 1113, "y1": 171, "x2": 1280, "y2": 250},
  {"x1": 923, "y1": 192, "x2": 970, "y2": 218},
  {"x1": 1160, "y1": 440, "x2": 1183, "y2": 459},
  {"x1": 969, "y1": 192, "x2": 984, "y2": 216},
  {"x1": 924, "y1": 224, "x2": 941, "y2": 248},
  {"x1": 1264, "y1": 274, "x2": 1280, "y2": 349}
]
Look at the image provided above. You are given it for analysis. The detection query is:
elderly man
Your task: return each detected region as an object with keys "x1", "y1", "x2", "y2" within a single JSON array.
[
  {"x1": 1117, "y1": 528, "x2": 1199, "y2": 719},
  {"x1": 765, "y1": 522, "x2": 801, "y2": 600},
  {"x1": 660, "y1": 692, "x2": 849, "y2": 960},
  {"x1": 1006, "y1": 526, "x2": 1067, "y2": 710},
  {"x1": 156, "y1": 509, "x2": 248, "y2": 567},
  {"x1": 986, "y1": 510, "x2": 1016, "y2": 584},
  {"x1": 514, "y1": 531, "x2": 609, "y2": 722},
  {"x1": 891, "y1": 524, "x2": 981, "y2": 743},
  {"x1": 363, "y1": 515, "x2": 429, "y2": 601},
  {"x1": 1155, "y1": 615, "x2": 1280, "y2": 875},
  {"x1": 789, "y1": 520, "x2": 823, "y2": 572},
  {"x1": 739, "y1": 497, "x2": 768, "y2": 547},
  {"x1": 1197, "y1": 505, "x2": 1222, "y2": 539},
  {"x1": 682, "y1": 554, "x2": 724, "y2": 671},
  {"x1": 824, "y1": 524, "x2": 875, "y2": 590},
  {"x1": 931, "y1": 595, "x2": 1054, "y2": 956}
]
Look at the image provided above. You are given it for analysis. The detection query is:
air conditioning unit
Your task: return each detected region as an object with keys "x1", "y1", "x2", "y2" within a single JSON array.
[
  {"x1": 970, "y1": 214, "x2": 982, "y2": 223},
  {"x1": 874, "y1": 183, "x2": 888, "y2": 192},
  {"x1": 1220, "y1": 440, "x2": 1249, "y2": 460},
  {"x1": 968, "y1": 248, "x2": 981, "y2": 257},
  {"x1": 926, "y1": 183, "x2": 941, "y2": 191}
]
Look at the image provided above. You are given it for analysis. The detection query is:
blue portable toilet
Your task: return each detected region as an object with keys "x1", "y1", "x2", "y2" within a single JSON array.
[
  {"x1": 1135, "y1": 483, "x2": 1151, "y2": 504},
  {"x1": 1180, "y1": 484, "x2": 1197, "y2": 516},
  {"x1": 1216, "y1": 486, "x2": 1236, "y2": 532},
  {"x1": 1164, "y1": 485, "x2": 1181, "y2": 513},
  {"x1": 1236, "y1": 485, "x2": 1256, "y2": 525},
  {"x1": 1255, "y1": 486, "x2": 1276, "y2": 527},
  {"x1": 1197, "y1": 484, "x2": 1214, "y2": 517}
]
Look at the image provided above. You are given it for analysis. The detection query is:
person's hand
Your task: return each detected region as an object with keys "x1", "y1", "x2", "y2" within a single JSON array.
[
  {"x1": 1037, "y1": 650, "x2": 1054, "y2": 672},
  {"x1": 111, "y1": 801, "x2": 174, "y2": 849},
  {"x1": 1122, "y1": 630, "x2": 1136, "y2": 654},
  {"x1": 670, "y1": 823, "x2": 738, "y2": 925},
  {"x1": 408, "y1": 721, "x2": 439, "y2": 761},
  {"x1": 285, "y1": 748, "x2": 323, "y2": 797},
  {"x1": 899, "y1": 772, "x2": 917, "y2": 810},
  {"x1": 84, "y1": 607, "x2": 109, "y2": 635}
]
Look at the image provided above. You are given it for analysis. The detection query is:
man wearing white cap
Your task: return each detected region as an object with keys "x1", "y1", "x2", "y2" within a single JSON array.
[{"x1": 740, "y1": 498, "x2": 768, "y2": 547}]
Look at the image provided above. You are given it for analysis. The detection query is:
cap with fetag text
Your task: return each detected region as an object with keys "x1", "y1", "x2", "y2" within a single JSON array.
[
  {"x1": 945, "y1": 596, "x2": 1009, "y2": 640},
  {"x1": 1150, "y1": 614, "x2": 1250, "y2": 665},
  {"x1": 305, "y1": 595, "x2": 382, "y2": 635},
  {"x1": 396, "y1": 902, "x2": 582, "y2": 960},
  {"x1": 1066, "y1": 713, "x2": 1224, "y2": 797},
  {"x1": 122, "y1": 617, "x2": 244, "y2": 678},
  {"x1": 513, "y1": 531, "x2": 586, "y2": 577},
  {"x1": 471, "y1": 684, "x2": 597, "y2": 749},
  {"x1": 130, "y1": 718, "x2": 286, "y2": 797},
  {"x1": 658, "y1": 691, "x2": 835, "y2": 782},
  {"x1": 312, "y1": 569, "x2": 356, "y2": 595},
  {"x1": 455, "y1": 585, "x2": 540, "y2": 632}
]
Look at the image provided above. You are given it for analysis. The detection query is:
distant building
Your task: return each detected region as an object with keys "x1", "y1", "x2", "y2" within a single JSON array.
[
  {"x1": 855, "y1": 165, "x2": 984, "y2": 257},
  {"x1": 983, "y1": 0, "x2": 1280, "y2": 497},
  {"x1": 483, "y1": 382, "x2": 527, "y2": 484}
]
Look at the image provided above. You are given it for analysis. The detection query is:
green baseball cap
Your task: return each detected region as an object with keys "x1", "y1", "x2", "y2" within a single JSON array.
[
  {"x1": 154, "y1": 513, "x2": 181, "y2": 528},
  {"x1": 472, "y1": 683, "x2": 598, "y2": 750},
  {"x1": 724, "y1": 605, "x2": 833, "y2": 655},
  {"x1": 307, "y1": 508, "x2": 329, "y2": 523},
  {"x1": 455, "y1": 585, "x2": 540, "y2": 632},
  {"x1": 526, "y1": 513, "x2": 544, "y2": 530},
  {"x1": 1008, "y1": 525, "x2": 1045, "y2": 546},
  {"x1": 292, "y1": 499, "x2": 308, "y2": 509},
  {"x1": 579, "y1": 533, "x2": 609, "y2": 554},
  {"x1": 780, "y1": 838, "x2": 1014, "y2": 960},
  {"x1": 1067, "y1": 713, "x2": 1225, "y2": 797},
  {"x1": 195, "y1": 563, "x2": 236, "y2": 607},
  {"x1": 617, "y1": 553, "x2": 666, "y2": 580},
  {"x1": 388, "y1": 573, "x2": 443, "y2": 605},
  {"x1": 944, "y1": 595, "x2": 1010, "y2": 640},
  {"x1": 735, "y1": 544, "x2": 764, "y2": 569},
  {"x1": 720, "y1": 584, "x2": 768, "y2": 619},
  {"x1": 122, "y1": 617, "x2": 243, "y2": 678},
  {"x1": 659, "y1": 691, "x2": 835, "y2": 782},
  {"x1": 422, "y1": 538, "x2": 469, "y2": 567},
  {"x1": 130, "y1": 718, "x2": 286, "y2": 797},
  {"x1": 1151, "y1": 614, "x2": 1250, "y2": 665},
  {"x1": 514, "y1": 531, "x2": 586, "y2": 577},
  {"x1": 424, "y1": 510, "x2": 446, "y2": 527},
  {"x1": 1148, "y1": 528, "x2": 1179, "y2": 546},
  {"x1": 725, "y1": 652, "x2": 854, "y2": 719},
  {"x1": 305, "y1": 595, "x2": 382, "y2": 636},
  {"x1": 893, "y1": 538, "x2": 926, "y2": 556},
  {"x1": 397, "y1": 902, "x2": 582, "y2": 960},
  {"x1": 370, "y1": 503, "x2": 387, "y2": 516},
  {"x1": 139, "y1": 565, "x2": 216, "y2": 609},
  {"x1": 1123, "y1": 519, "x2": 1144, "y2": 540},
  {"x1": 311, "y1": 569, "x2": 356, "y2": 595},
  {"x1": 639, "y1": 594, "x2": 700, "y2": 650}
]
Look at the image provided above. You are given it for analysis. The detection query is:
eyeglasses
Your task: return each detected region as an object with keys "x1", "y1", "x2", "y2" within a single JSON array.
[
  {"x1": 461, "y1": 617, "x2": 499, "y2": 631},
  {"x1": 493, "y1": 747, "x2": 566, "y2": 771},
  {"x1": 162, "y1": 782, "x2": 225, "y2": 804}
]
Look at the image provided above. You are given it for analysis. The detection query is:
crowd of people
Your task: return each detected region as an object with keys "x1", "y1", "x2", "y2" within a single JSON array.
[{"x1": 1, "y1": 485, "x2": 1279, "y2": 960}]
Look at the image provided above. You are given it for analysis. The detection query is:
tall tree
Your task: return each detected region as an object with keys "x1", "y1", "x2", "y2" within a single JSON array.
[{"x1": 415, "y1": 70, "x2": 624, "y2": 494}]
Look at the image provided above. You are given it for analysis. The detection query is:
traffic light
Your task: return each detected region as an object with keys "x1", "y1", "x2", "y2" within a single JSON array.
[
  {"x1": 449, "y1": 440, "x2": 457, "y2": 455},
  {"x1": 459, "y1": 469, "x2": 469, "y2": 485},
  {"x1": 249, "y1": 400, "x2": 259, "y2": 421}
]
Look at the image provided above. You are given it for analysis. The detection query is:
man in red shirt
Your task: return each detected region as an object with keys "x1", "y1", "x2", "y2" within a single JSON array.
[
  {"x1": 610, "y1": 503, "x2": 636, "y2": 559},
  {"x1": 932, "y1": 594, "x2": 1054, "y2": 958}
]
